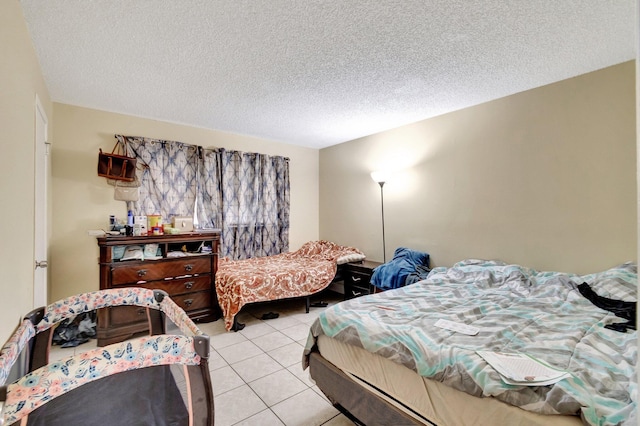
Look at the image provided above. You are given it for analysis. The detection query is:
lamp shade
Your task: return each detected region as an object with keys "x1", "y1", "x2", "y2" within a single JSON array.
[{"x1": 370, "y1": 171, "x2": 389, "y2": 184}]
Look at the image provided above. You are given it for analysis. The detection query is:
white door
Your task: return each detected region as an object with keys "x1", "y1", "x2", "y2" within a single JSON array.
[{"x1": 34, "y1": 95, "x2": 49, "y2": 308}]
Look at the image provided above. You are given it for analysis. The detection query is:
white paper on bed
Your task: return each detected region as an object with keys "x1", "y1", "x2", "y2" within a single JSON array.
[{"x1": 477, "y1": 351, "x2": 571, "y2": 386}]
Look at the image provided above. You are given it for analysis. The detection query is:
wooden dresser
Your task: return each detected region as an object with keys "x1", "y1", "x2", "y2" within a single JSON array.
[{"x1": 96, "y1": 231, "x2": 220, "y2": 346}]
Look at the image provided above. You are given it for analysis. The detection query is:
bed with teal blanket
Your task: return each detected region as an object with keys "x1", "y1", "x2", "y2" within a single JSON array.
[{"x1": 304, "y1": 260, "x2": 637, "y2": 426}]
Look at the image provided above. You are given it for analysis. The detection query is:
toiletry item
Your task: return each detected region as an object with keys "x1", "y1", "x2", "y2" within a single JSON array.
[
  {"x1": 134, "y1": 215, "x2": 147, "y2": 235},
  {"x1": 127, "y1": 210, "x2": 134, "y2": 226},
  {"x1": 148, "y1": 215, "x2": 161, "y2": 230}
]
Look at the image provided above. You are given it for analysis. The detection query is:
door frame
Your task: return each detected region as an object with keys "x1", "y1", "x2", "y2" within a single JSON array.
[{"x1": 33, "y1": 94, "x2": 49, "y2": 308}]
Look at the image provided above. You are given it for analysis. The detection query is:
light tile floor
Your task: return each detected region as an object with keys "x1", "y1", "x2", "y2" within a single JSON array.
[{"x1": 50, "y1": 292, "x2": 353, "y2": 426}]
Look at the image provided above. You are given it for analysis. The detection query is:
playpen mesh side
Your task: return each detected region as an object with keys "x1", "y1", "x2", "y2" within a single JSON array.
[
  {"x1": 22, "y1": 364, "x2": 189, "y2": 426},
  {"x1": 2, "y1": 334, "x2": 201, "y2": 424},
  {"x1": 35, "y1": 288, "x2": 160, "y2": 333},
  {"x1": 35, "y1": 287, "x2": 203, "y2": 337}
]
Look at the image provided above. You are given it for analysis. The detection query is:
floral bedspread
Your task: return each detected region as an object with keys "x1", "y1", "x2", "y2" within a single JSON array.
[
  {"x1": 304, "y1": 260, "x2": 637, "y2": 426},
  {"x1": 216, "y1": 240, "x2": 364, "y2": 331}
]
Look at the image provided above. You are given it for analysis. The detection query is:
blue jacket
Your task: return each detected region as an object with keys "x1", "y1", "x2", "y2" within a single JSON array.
[{"x1": 370, "y1": 247, "x2": 430, "y2": 291}]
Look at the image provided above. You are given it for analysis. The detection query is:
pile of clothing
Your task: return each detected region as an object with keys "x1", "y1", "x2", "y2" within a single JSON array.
[
  {"x1": 370, "y1": 247, "x2": 431, "y2": 291},
  {"x1": 52, "y1": 311, "x2": 97, "y2": 348}
]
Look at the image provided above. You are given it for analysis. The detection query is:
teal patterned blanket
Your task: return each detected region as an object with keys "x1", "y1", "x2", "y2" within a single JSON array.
[{"x1": 304, "y1": 260, "x2": 637, "y2": 426}]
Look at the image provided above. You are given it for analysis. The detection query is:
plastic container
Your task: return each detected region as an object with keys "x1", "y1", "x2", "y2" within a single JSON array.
[{"x1": 148, "y1": 215, "x2": 162, "y2": 230}]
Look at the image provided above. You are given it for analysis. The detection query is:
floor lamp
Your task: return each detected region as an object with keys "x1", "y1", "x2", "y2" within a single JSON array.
[{"x1": 370, "y1": 171, "x2": 388, "y2": 263}]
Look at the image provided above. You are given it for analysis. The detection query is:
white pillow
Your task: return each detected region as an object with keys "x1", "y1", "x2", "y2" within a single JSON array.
[{"x1": 337, "y1": 253, "x2": 366, "y2": 264}]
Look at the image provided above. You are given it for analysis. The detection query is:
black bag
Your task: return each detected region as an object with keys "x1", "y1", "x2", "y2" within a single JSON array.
[{"x1": 98, "y1": 141, "x2": 137, "y2": 182}]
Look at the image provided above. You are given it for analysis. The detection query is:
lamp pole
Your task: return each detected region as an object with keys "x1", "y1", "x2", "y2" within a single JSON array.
[
  {"x1": 371, "y1": 171, "x2": 389, "y2": 263},
  {"x1": 378, "y1": 181, "x2": 386, "y2": 263}
]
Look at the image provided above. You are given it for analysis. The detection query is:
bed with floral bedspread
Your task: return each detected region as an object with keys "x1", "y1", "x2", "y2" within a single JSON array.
[
  {"x1": 215, "y1": 240, "x2": 365, "y2": 331},
  {"x1": 304, "y1": 259, "x2": 637, "y2": 426}
]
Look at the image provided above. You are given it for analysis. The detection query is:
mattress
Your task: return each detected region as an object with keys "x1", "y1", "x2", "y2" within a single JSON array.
[{"x1": 317, "y1": 334, "x2": 582, "y2": 426}]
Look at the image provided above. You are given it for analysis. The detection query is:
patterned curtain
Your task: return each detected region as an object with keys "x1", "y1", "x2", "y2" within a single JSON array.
[
  {"x1": 196, "y1": 148, "x2": 222, "y2": 229},
  {"x1": 118, "y1": 135, "x2": 199, "y2": 220},
  {"x1": 200, "y1": 148, "x2": 290, "y2": 259},
  {"x1": 118, "y1": 135, "x2": 290, "y2": 259}
]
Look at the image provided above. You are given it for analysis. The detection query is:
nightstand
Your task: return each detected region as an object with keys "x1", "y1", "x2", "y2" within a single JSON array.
[{"x1": 344, "y1": 260, "x2": 383, "y2": 299}]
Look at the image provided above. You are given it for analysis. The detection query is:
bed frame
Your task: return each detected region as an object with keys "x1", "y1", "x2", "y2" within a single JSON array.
[{"x1": 309, "y1": 351, "x2": 429, "y2": 425}]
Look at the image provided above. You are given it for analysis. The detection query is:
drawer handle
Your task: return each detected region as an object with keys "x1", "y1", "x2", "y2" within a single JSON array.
[
  {"x1": 137, "y1": 269, "x2": 147, "y2": 277},
  {"x1": 352, "y1": 276, "x2": 362, "y2": 282},
  {"x1": 184, "y1": 299, "x2": 194, "y2": 307},
  {"x1": 184, "y1": 264, "x2": 194, "y2": 272},
  {"x1": 184, "y1": 281, "x2": 194, "y2": 289},
  {"x1": 136, "y1": 308, "x2": 146, "y2": 316}
]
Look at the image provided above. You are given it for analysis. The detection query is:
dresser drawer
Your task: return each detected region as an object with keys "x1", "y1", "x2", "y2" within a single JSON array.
[
  {"x1": 160, "y1": 256, "x2": 211, "y2": 277},
  {"x1": 345, "y1": 285, "x2": 369, "y2": 299},
  {"x1": 108, "y1": 305, "x2": 149, "y2": 327},
  {"x1": 111, "y1": 256, "x2": 212, "y2": 285},
  {"x1": 133, "y1": 275, "x2": 211, "y2": 296},
  {"x1": 105, "y1": 290, "x2": 211, "y2": 328},
  {"x1": 345, "y1": 272, "x2": 372, "y2": 299},
  {"x1": 347, "y1": 271, "x2": 371, "y2": 288},
  {"x1": 172, "y1": 291, "x2": 211, "y2": 313},
  {"x1": 344, "y1": 260, "x2": 381, "y2": 300}
]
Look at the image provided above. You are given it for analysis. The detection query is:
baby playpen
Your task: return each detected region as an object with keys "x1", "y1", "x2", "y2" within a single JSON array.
[{"x1": 0, "y1": 288, "x2": 214, "y2": 425}]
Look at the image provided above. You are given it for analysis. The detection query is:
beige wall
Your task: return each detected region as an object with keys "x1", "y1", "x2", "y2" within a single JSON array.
[
  {"x1": 50, "y1": 104, "x2": 319, "y2": 301},
  {"x1": 0, "y1": 0, "x2": 54, "y2": 343},
  {"x1": 320, "y1": 61, "x2": 636, "y2": 274}
]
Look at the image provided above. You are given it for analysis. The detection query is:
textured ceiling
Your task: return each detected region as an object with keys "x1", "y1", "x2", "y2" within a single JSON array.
[{"x1": 20, "y1": 1, "x2": 636, "y2": 149}]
